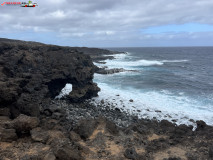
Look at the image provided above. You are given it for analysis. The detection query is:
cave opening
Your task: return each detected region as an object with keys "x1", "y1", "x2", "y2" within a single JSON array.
[
  {"x1": 47, "y1": 79, "x2": 73, "y2": 99},
  {"x1": 55, "y1": 83, "x2": 73, "y2": 99}
]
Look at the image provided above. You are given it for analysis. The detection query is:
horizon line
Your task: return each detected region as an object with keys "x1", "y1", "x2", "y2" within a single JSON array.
[{"x1": 1, "y1": 37, "x2": 213, "y2": 49}]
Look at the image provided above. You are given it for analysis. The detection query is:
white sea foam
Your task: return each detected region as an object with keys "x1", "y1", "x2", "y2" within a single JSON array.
[
  {"x1": 96, "y1": 59, "x2": 164, "y2": 70},
  {"x1": 91, "y1": 80, "x2": 213, "y2": 127},
  {"x1": 92, "y1": 52, "x2": 211, "y2": 127},
  {"x1": 96, "y1": 53, "x2": 189, "y2": 70},
  {"x1": 162, "y1": 60, "x2": 189, "y2": 63},
  {"x1": 55, "y1": 83, "x2": 72, "y2": 99}
]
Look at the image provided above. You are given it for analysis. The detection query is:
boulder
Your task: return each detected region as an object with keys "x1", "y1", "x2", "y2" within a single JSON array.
[
  {"x1": 0, "y1": 127, "x2": 17, "y2": 142},
  {"x1": 105, "y1": 119, "x2": 119, "y2": 135},
  {"x1": 30, "y1": 127, "x2": 49, "y2": 143},
  {"x1": 13, "y1": 114, "x2": 40, "y2": 133},
  {"x1": 70, "y1": 131, "x2": 81, "y2": 142},
  {"x1": 96, "y1": 68, "x2": 125, "y2": 74},
  {"x1": 46, "y1": 130, "x2": 67, "y2": 146},
  {"x1": 55, "y1": 144, "x2": 84, "y2": 160},
  {"x1": 74, "y1": 118, "x2": 98, "y2": 140},
  {"x1": 69, "y1": 83, "x2": 100, "y2": 102},
  {"x1": 43, "y1": 153, "x2": 56, "y2": 160},
  {"x1": 124, "y1": 147, "x2": 140, "y2": 160},
  {"x1": 196, "y1": 120, "x2": 207, "y2": 131}
]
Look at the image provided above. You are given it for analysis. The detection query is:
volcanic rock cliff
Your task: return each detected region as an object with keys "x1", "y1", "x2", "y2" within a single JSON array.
[{"x1": 0, "y1": 38, "x2": 100, "y2": 117}]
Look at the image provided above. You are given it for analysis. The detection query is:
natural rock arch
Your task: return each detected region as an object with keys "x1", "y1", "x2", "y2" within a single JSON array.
[{"x1": 0, "y1": 38, "x2": 100, "y2": 117}]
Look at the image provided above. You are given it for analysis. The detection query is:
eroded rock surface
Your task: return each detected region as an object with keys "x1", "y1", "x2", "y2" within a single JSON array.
[
  {"x1": 0, "y1": 38, "x2": 100, "y2": 117},
  {"x1": 0, "y1": 103, "x2": 213, "y2": 160}
]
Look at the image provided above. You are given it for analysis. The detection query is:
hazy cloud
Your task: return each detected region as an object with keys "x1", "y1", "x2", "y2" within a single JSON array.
[{"x1": 1, "y1": 0, "x2": 213, "y2": 46}]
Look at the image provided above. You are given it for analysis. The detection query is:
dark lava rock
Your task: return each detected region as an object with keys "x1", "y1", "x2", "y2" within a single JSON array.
[
  {"x1": 69, "y1": 84, "x2": 100, "y2": 102},
  {"x1": 115, "y1": 108, "x2": 120, "y2": 112},
  {"x1": 173, "y1": 124, "x2": 193, "y2": 137},
  {"x1": 13, "y1": 114, "x2": 40, "y2": 134},
  {"x1": 186, "y1": 152, "x2": 198, "y2": 160},
  {"x1": 105, "y1": 119, "x2": 119, "y2": 135},
  {"x1": 172, "y1": 119, "x2": 177, "y2": 122},
  {"x1": 20, "y1": 154, "x2": 40, "y2": 160},
  {"x1": 101, "y1": 99, "x2": 105, "y2": 104},
  {"x1": 129, "y1": 124, "x2": 150, "y2": 135},
  {"x1": 0, "y1": 38, "x2": 100, "y2": 117},
  {"x1": 196, "y1": 120, "x2": 207, "y2": 131},
  {"x1": 159, "y1": 120, "x2": 176, "y2": 133},
  {"x1": 30, "y1": 127, "x2": 49, "y2": 143},
  {"x1": 43, "y1": 152, "x2": 56, "y2": 160},
  {"x1": 96, "y1": 68, "x2": 125, "y2": 74},
  {"x1": 146, "y1": 138, "x2": 169, "y2": 152},
  {"x1": 189, "y1": 119, "x2": 195, "y2": 123},
  {"x1": 55, "y1": 144, "x2": 84, "y2": 160},
  {"x1": 72, "y1": 47, "x2": 124, "y2": 63},
  {"x1": 0, "y1": 108, "x2": 10, "y2": 117},
  {"x1": 43, "y1": 109, "x2": 52, "y2": 116},
  {"x1": 209, "y1": 145, "x2": 213, "y2": 158},
  {"x1": 0, "y1": 128, "x2": 17, "y2": 142},
  {"x1": 52, "y1": 112, "x2": 63, "y2": 120},
  {"x1": 124, "y1": 147, "x2": 140, "y2": 160},
  {"x1": 74, "y1": 118, "x2": 98, "y2": 140},
  {"x1": 70, "y1": 131, "x2": 81, "y2": 142}
]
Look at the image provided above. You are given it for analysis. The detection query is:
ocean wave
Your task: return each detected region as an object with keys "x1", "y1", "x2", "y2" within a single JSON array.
[
  {"x1": 91, "y1": 81, "x2": 213, "y2": 127},
  {"x1": 97, "y1": 53, "x2": 189, "y2": 69},
  {"x1": 162, "y1": 60, "x2": 189, "y2": 63},
  {"x1": 134, "y1": 59, "x2": 164, "y2": 66},
  {"x1": 122, "y1": 59, "x2": 189, "y2": 67},
  {"x1": 103, "y1": 59, "x2": 189, "y2": 69},
  {"x1": 101, "y1": 59, "x2": 163, "y2": 68},
  {"x1": 103, "y1": 53, "x2": 127, "y2": 59}
]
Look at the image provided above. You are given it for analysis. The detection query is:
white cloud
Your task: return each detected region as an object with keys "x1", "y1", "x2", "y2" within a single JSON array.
[
  {"x1": 94, "y1": 31, "x2": 115, "y2": 35},
  {"x1": 1, "y1": 0, "x2": 213, "y2": 46},
  {"x1": 48, "y1": 10, "x2": 66, "y2": 19}
]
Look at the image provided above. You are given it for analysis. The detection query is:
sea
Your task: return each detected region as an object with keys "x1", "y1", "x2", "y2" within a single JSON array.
[{"x1": 92, "y1": 47, "x2": 213, "y2": 126}]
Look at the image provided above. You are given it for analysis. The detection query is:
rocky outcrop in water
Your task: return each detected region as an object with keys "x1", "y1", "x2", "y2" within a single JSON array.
[
  {"x1": 95, "y1": 67, "x2": 139, "y2": 74},
  {"x1": 71, "y1": 47, "x2": 130, "y2": 75},
  {"x1": 0, "y1": 38, "x2": 100, "y2": 117}
]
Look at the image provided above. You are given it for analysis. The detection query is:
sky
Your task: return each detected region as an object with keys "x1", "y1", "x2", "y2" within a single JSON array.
[{"x1": 1, "y1": 0, "x2": 213, "y2": 47}]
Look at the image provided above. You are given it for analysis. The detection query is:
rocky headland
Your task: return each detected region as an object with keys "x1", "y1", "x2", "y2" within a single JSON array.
[
  {"x1": 0, "y1": 38, "x2": 213, "y2": 160},
  {"x1": 70, "y1": 47, "x2": 134, "y2": 74},
  {"x1": 70, "y1": 47, "x2": 121, "y2": 63}
]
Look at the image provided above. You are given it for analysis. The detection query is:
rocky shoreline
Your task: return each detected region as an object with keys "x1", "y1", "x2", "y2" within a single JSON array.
[
  {"x1": 71, "y1": 47, "x2": 132, "y2": 75},
  {"x1": 1, "y1": 100, "x2": 213, "y2": 159},
  {"x1": 0, "y1": 38, "x2": 213, "y2": 160}
]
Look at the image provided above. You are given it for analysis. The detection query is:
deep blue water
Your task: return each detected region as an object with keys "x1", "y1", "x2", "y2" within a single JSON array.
[{"x1": 109, "y1": 47, "x2": 213, "y2": 101}]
